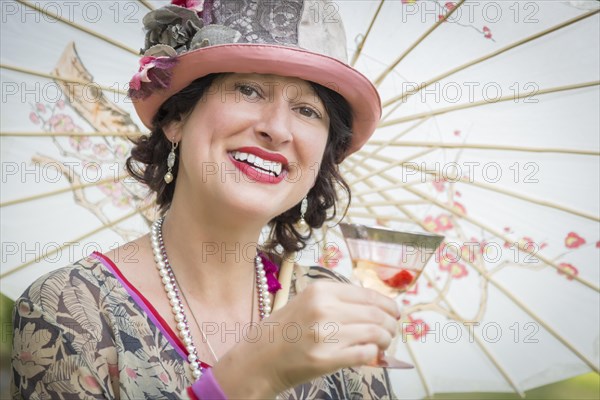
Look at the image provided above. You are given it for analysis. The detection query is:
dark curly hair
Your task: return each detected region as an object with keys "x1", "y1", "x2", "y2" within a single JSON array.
[{"x1": 126, "y1": 73, "x2": 353, "y2": 254}]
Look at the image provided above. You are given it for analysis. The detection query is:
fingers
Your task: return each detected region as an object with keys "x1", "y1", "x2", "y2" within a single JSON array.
[
  {"x1": 333, "y1": 323, "x2": 394, "y2": 351},
  {"x1": 342, "y1": 287, "x2": 401, "y2": 319},
  {"x1": 330, "y1": 343, "x2": 380, "y2": 369},
  {"x1": 293, "y1": 282, "x2": 400, "y2": 342},
  {"x1": 319, "y1": 324, "x2": 396, "y2": 371},
  {"x1": 311, "y1": 281, "x2": 401, "y2": 319},
  {"x1": 332, "y1": 305, "x2": 398, "y2": 338}
]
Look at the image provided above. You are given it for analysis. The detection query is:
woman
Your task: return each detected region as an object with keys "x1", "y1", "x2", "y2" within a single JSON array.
[{"x1": 12, "y1": 1, "x2": 399, "y2": 398}]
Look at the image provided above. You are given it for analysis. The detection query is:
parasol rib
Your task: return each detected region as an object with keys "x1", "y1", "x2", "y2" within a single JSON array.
[
  {"x1": 340, "y1": 165, "x2": 422, "y2": 230},
  {"x1": 382, "y1": 9, "x2": 600, "y2": 109},
  {"x1": 342, "y1": 169, "x2": 469, "y2": 322},
  {"x1": 339, "y1": 169, "x2": 432, "y2": 393},
  {"x1": 343, "y1": 169, "x2": 527, "y2": 395},
  {"x1": 340, "y1": 133, "x2": 429, "y2": 228},
  {"x1": 344, "y1": 212, "x2": 413, "y2": 224},
  {"x1": 363, "y1": 140, "x2": 600, "y2": 156},
  {"x1": 392, "y1": 207, "x2": 524, "y2": 396},
  {"x1": 373, "y1": 0, "x2": 466, "y2": 87},
  {"x1": 0, "y1": 131, "x2": 143, "y2": 138},
  {"x1": 349, "y1": 152, "x2": 600, "y2": 222},
  {"x1": 340, "y1": 145, "x2": 438, "y2": 227},
  {"x1": 404, "y1": 183, "x2": 600, "y2": 291},
  {"x1": 345, "y1": 162, "x2": 600, "y2": 373},
  {"x1": 405, "y1": 340, "x2": 433, "y2": 398},
  {"x1": 346, "y1": 148, "x2": 437, "y2": 185},
  {"x1": 341, "y1": 148, "x2": 433, "y2": 226},
  {"x1": 353, "y1": 177, "x2": 600, "y2": 223},
  {"x1": 0, "y1": 205, "x2": 152, "y2": 279},
  {"x1": 15, "y1": 0, "x2": 139, "y2": 56},
  {"x1": 347, "y1": 155, "x2": 600, "y2": 291},
  {"x1": 489, "y1": 277, "x2": 599, "y2": 372},
  {"x1": 429, "y1": 275, "x2": 525, "y2": 396},
  {"x1": 350, "y1": 0, "x2": 386, "y2": 67},
  {"x1": 0, "y1": 175, "x2": 128, "y2": 208},
  {"x1": 419, "y1": 275, "x2": 526, "y2": 396},
  {"x1": 350, "y1": 200, "x2": 428, "y2": 208},
  {"x1": 0, "y1": 63, "x2": 128, "y2": 96},
  {"x1": 380, "y1": 81, "x2": 600, "y2": 128},
  {"x1": 348, "y1": 119, "x2": 429, "y2": 172},
  {"x1": 138, "y1": 0, "x2": 155, "y2": 11}
]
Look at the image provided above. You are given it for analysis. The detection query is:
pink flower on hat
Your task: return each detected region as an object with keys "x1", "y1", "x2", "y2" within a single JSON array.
[
  {"x1": 171, "y1": 0, "x2": 204, "y2": 12},
  {"x1": 129, "y1": 54, "x2": 178, "y2": 99},
  {"x1": 130, "y1": 56, "x2": 159, "y2": 91}
]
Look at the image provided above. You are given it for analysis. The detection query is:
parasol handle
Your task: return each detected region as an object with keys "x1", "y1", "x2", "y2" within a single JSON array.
[{"x1": 272, "y1": 253, "x2": 295, "y2": 311}]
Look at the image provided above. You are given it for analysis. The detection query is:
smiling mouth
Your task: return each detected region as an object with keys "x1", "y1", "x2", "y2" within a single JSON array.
[{"x1": 230, "y1": 151, "x2": 284, "y2": 177}]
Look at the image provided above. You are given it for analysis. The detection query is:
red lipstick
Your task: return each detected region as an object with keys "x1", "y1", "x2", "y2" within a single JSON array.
[{"x1": 228, "y1": 147, "x2": 288, "y2": 184}]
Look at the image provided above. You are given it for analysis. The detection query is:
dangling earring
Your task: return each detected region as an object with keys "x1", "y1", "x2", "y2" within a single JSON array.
[
  {"x1": 299, "y1": 196, "x2": 308, "y2": 227},
  {"x1": 164, "y1": 140, "x2": 178, "y2": 184}
]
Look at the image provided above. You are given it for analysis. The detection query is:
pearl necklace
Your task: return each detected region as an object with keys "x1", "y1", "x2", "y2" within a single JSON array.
[{"x1": 150, "y1": 216, "x2": 271, "y2": 380}]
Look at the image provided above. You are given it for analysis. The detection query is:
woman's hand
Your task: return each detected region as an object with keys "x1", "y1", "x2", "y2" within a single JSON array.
[{"x1": 212, "y1": 281, "x2": 400, "y2": 399}]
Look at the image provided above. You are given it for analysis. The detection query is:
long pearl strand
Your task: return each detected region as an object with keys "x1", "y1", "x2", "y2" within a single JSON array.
[{"x1": 150, "y1": 217, "x2": 271, "y2": 380}]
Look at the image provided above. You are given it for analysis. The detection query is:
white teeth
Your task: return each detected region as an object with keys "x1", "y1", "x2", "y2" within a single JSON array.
[
  {"x1": 249, "y1": 165, "x2": 274, "y2": 176},
  {"x1": 231, "y1": 151, "x2": 283, "y2": 176},
  {"x1": 256, "y1": 157, "x2": 270, "y2": 171}
]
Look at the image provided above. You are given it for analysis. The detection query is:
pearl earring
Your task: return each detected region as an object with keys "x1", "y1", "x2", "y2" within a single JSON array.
[{"x1": 164, "y1": 140, "x2": 178, "y2": 184}]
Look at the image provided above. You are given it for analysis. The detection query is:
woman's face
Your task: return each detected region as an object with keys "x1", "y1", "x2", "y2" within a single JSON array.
[{"x1": 168, "y1": 73, "x2": 331, "y2": 222}]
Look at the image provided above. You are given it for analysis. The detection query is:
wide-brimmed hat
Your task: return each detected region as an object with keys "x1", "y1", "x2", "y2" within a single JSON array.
[{"x1": 129, "y1": 0, "x2": 381, "y2": 156}]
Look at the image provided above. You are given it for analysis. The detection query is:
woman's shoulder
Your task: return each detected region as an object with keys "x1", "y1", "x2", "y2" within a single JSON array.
[{"x1": 17, "y1": 253, "x2": 113, "y2": 310}]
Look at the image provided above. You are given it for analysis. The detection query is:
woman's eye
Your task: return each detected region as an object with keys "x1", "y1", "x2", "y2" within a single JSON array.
[
  {"x1": 236, "y1": 84, "x2": 261, "y2": 99},
  {"x1": 297, "y1": 106, "x2": 321, "y2": 119}
]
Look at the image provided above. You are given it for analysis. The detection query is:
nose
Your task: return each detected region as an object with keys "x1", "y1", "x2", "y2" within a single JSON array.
[{"x1": 254, "y1": 101, "x2": 293, "y2": 147}]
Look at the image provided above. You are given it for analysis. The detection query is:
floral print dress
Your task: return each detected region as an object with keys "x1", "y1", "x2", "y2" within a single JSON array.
[{"x1": 11, "y1": 252, "x2": 396, "y2": 399}]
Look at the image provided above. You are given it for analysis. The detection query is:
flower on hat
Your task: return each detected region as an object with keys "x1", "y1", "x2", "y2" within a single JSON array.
[
  {"x1": 128, "y1": 55, "x2": 178, "y2": 100},
  {"x1": 130, "y1": 56, "x2": 159, "y2": 90},
  {"x1": 129, "y1": 2, "x2": 244, "y2": 100},
  {"x1": 143, "y1": 5, "x2": 204, "y2": 53},
  {"x1": 171, "y1": 0, "x2": 204, "y2": 13}
]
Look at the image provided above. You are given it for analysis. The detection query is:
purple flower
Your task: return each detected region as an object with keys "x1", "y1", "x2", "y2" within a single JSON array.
[
  {"x1": 129, "y1": 55, "x2": 178, "y2": 99},
  {"x1": 130, "y1": 56, "x2": 159, "y2": 90},
  {"x1": 260, "y1": 253, "x2": 282, "y2": 294}
]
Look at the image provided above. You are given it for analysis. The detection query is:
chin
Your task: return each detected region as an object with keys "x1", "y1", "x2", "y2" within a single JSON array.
[{"x1": 218, "y1": 185, "x2": 292, "y2": 221}]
